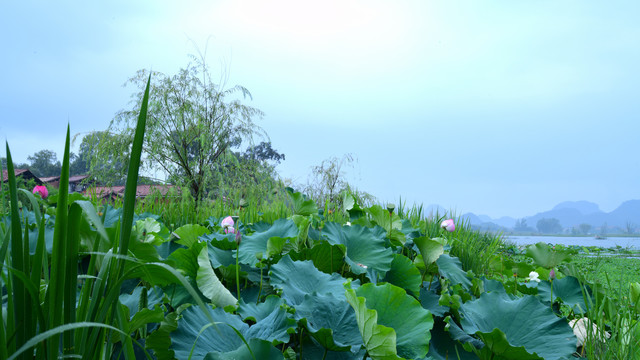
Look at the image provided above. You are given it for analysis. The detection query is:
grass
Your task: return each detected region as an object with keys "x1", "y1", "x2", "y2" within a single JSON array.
[{"x1": 571, "y1": 255, "x2": 640, "y2": 299}]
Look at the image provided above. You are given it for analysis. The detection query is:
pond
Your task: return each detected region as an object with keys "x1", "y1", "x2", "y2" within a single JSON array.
[{"x1": 504, "y1": 235, "x2": 640, "y2": 250}]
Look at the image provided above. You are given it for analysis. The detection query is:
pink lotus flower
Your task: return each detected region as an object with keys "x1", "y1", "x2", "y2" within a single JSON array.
[
  {"x1": 33, "y1": 185, "x2": 48, "y2": 199},
  {"x1": 221, "y1": 216, "x2": 235, "y2": 234},
  {"x1": 549, "y1": 268, "x2": 556, "y2": 280},
  {"x1": 441, "y1": 219, "x2": 455, "y2": 232}
]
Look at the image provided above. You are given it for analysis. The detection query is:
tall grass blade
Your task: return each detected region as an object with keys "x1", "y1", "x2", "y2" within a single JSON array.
[
  {"x1": 5, "y1": 143, "x2": 28, "y2": 359},
  {"x1": 117, "y1": 74, "x2": 150, "y2": 263},
  {"x1": 45, "y1": 124, "x2": 71, "y2": 358}
]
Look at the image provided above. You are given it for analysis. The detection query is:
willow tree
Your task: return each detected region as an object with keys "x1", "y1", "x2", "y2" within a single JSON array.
[{"x1": 92, "y1": 57, "x2": 264, "y2": 204}]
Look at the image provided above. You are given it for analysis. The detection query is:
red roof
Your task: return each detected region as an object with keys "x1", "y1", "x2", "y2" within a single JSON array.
[
  {"x1": 69, "y1": 174, "x2": 90, "y2": 183},
  {"x1": 84, "y1": 184, "x2": 176, "y2": 199},
  {"x1": 1, "y1": 169, "x2": 43, "y2": 184}
]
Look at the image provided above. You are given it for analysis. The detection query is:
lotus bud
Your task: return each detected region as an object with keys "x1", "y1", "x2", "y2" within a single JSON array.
[
  {"x1": 33, "y1": 185, "x2": 48, "y2": 199},
  {"x1": 221, "y1": 216, "x2": 234, "y2": 233},
  {"x1": 441, "y1": 219, "x2": 455, "y2": 232},
  {"x1": 549, "y1": 268, "x2": 556, "y2": 280}
]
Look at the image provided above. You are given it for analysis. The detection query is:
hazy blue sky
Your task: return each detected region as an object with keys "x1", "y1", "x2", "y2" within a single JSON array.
[{"x1": 2, "y1": 1, "x2": 639, "y2": 218}]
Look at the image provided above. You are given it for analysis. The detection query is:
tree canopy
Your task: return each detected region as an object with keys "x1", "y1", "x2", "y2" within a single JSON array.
[
  {"x1": 536, "y1": 218, "x2": 563, "y2": 234},
  {"x1": 90, "y1": 57, "x2": 266, "y2": 202}
]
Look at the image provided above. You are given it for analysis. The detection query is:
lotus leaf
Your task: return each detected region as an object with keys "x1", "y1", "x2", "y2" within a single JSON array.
[
  {"x1": 525, "y1": 242, "x2": 572, "y2": 269},
  {"x1": 196, "y1": 246, "x2": 237, "y2": 308},
  {"x1": 436, "y1": 254, "x2": 472, "y2": 291},
  {"x1": 203, "y1": 339, "x2": 284, "y2": 360},
  {"x1": 295, "y1": 292, "x2": 362, "y2": 351},
  {"x1": 236, "y1": 219, "x2": 298, "y2": 266},
  {"x1": 536, "y1": 276, "x2": 591, "y2": 313},
  {"x1": 414, "y1": 236, "x2": 444, "y2": 269},
  {"x1": 270, "y1": 255, "x2": 357, "y2": 306},
  {"x1": 346, "y1": 283, "x2": 433, "y2": 359},
  {"x1": 322, "y1": 222, "x2": 393, "y2": 279},
  {"x1": 171, "y1": 304, "x2": 294, "y2": 360},
  {"x1": 174, "y1": 224, "x2": 209, "y2": 247},
  {"x1": 288, "y1": 241, "x2": 346, "y2": 274},
  {"x1": 427, "y1": 318, "x2": 480, "y2": 360},
  {"x1": 287, "y1": 190, "x2": 318, "y2": 216},
  {"x1": 382, "y1": 253, "x2": 422, "y2": 296},
  {"x1": 459, "y1": 291, "x2": 576, "y2": 360}
]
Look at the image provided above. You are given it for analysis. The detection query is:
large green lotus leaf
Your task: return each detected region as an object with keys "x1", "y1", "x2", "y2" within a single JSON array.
[
  {"x1": 171, "y1": 306, "x2": 247, "y2": 359},
  {"x1": 525, "y1": 242, "x2": 572, "y2": 268},
  {"x1": 200, "y1": 232, "x2": 237, "y2": 250},
  {"x1": 168, "y1": 241, "x2": 206, "y2": 278},
  {"x1": 102, "y1": 205, "x2": 123, "y2": 228},
  {"x1": 207, "y1": 243, "x2": 235, "y2": 268},
  {"x1": 348, "y1": 283, "x2": 434, "y2": 359},
  {"x1": 288, "y1": 241, "x2": 346, "y2": 274},
  {"x1": 120, "y1": 286, "x2": 164, "y2": 318},
  {"x1": 436, "y1": 254, "x2": 472, "y2": 291},
  {"x1": 536, "y1": 276, "x2": 591, "y2": 313},
  {"x1": 174, "y1": 223, "x2": 210, "y2": 248},
  {"x1": 382, "y1": 253, "x2": 422, "y2": 296},
  {"x1": 196, "y1": 246, "x2": 237, "y2": 308},
  {"x1": 203, "y1": 339, "x2": 284, "y2": 360},
  {"x1": 443, "y1": 316, "x2": 485, "y2": 351},
  {"x1": 322, "y1": 222, "x2": 393, "y2": 278},
  {"x1": 482, "y1": 277, "x2": 506, "y2": 294},
  {"x1": 295, "y1": 292, "x2": 362, "y2": 351},
  {"x1": 414, "y1": 236, "x2": 444, "y2": 267},
  {"x1": 236, "y1": 219, "x2": 298, "y2": 266},
  {"x1": 427, "y1": 318, "x2": 480, "y2": 360},
  {"x1": 419, "y1": 286, "x2": 449, "y2": 317},
  {"x1": 238, "y1": 295, "x2": 284, "y2": 322},
  {"x1": 345, "y1": 287, "x2": 399, "y2": 360},
  {"x1": 270, "y1": 255, "x2": 357, "y2": 306},
  {"x1": 146, "y1": 311, "x2": 178, "y2": 360},
  {"x1": 288, "y1": 190, "x2": 318, "y2": 216},
  {"x1": 459, "y1": 291, "x2": 576, "y2": 360},
  {"x1": 172, "y1": 304, "x2": 294, "y2": 360},
  {"x1": 367, "y1": 204, "x2": 402, "y2": 233},
  {"x1": 299, "y1": 336, "x2": 367, "y2": 360},
  {"x1": 243, "y1": 302, "x2": 297, "y2": 344}
]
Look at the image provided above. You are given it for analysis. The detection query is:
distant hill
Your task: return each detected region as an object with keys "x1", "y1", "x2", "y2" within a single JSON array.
[
  {"x1": 551, "y1": 201, "x2": 601, "y2": 215},
  {"x1": 462, "y1": 200, "x2": 640, "y2": 233}
]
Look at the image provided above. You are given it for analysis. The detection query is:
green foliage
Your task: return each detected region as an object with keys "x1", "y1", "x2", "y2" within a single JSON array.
[
  {"x1": 97, "y1": 56, "x2": 265, "y2": 204},
  {"x1": 536, "y1": 217, "x2": 563, "y2": 234}
]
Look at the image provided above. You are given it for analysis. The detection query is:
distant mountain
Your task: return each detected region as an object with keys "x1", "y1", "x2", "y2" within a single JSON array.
[
  {"x1": 461, "y1": 200, "x2": 640, "y2": 232},
  {"x1": 606, "y1": 200, "x2": 640, "y2": 227},
  {"x1": 552, "y1": 201, "x2": 601, "y2": 215}
]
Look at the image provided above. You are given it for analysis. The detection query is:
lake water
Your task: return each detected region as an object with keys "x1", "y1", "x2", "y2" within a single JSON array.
[{"x1": 504, "y1": 236, "x2": 640, "y2": 250}]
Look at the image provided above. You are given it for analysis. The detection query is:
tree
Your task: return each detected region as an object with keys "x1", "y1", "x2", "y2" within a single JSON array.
[
  {"x1": 242, "y1": 142, "x2": 285, "y2": 163},
  {"x1": 578, "y1": 223, "x2": 592, "y2": 235},
  {"x1": 536, "y1": 218, "x2": 563, "y2": 234},
  {"x1": 27, "y1": 150, "x2": 61, "y2": 177},
  {"x1": 514, "y1": 218, "x2": 531, "y2": 232},
  {"x1": 93, "y1": 56, "x2": 264, "y2": 203},
  {"x1": 625, "y1": 221, "x2": 635, "y2": 235},
  {"x1": 305, "y1": 154, "x2": 355, "y2": 206}
]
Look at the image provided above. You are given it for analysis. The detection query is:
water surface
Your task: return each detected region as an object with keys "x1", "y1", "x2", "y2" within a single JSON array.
[{"x1": 504, "y1": 236, "x2": 640, "y2": 250}]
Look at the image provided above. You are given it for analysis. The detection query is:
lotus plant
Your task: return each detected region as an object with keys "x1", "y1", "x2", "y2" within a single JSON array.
[
  {"x1": 222, "y1": 215, "x2": 242, "y2": 298},
  {"x1": 441, "y1": 219, "x2": 455, "y2": 232},
  {"x1": 32, "y1": 184, "x2": 48, "y2": 198}
]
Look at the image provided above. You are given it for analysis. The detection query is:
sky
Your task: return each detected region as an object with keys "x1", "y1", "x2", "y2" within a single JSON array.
[{"x1": 1, "y1": 1, "x2": 640, "y2": 218}]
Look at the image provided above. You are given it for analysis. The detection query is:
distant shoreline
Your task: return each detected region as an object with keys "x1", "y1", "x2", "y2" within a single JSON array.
[{"x1": 502, "y1": 233, "x2": 639, "y2": 239}]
